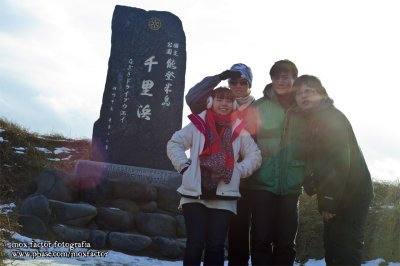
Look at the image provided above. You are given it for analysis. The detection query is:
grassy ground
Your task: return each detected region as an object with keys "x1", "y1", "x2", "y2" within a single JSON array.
[
  {"x1": 1, "y1": 117, "x2": 399, "y2": 265},
  {"x1": 0, "y1": 117, "x2": 91, "y2": 264}
]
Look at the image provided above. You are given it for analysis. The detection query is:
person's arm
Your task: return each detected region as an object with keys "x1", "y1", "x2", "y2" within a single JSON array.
[
  {"x1": 316, "y1": 113, "x2": 352, "y2": 214},
  {"x1": 166, "y1": 124, "x2": 193, "y2": 173},
  {"x1": 236, "y1": 130, "x2": 262, "y2": 178},
  {"x1": 185, "y1": 75, "x2": 220, "y2": 114},
  {"x1": 185, "y1": 70, "x2": 242, "y2": 114}
]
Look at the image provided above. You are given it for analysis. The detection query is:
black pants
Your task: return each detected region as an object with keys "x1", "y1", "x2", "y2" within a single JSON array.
[
  {"x1": 228, "y1": 189, "x2": 252, "y2": 266},
  {"x1": 182, "y1": 203, "x2": 233, "y2": 266},
  {"x1": 323, "y1": 201, "x2": 370, "y2": 266},
  {"x1": 250, "y1": 190, "x2": 300, "y2": 266}
]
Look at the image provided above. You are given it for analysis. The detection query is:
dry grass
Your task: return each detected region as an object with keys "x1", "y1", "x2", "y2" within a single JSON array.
[{"x1": 0, "y1": 117, "x2": 91, "y2": 264}]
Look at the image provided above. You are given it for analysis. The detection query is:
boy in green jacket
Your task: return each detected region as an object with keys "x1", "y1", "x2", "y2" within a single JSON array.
[{"x1": 246, "y1": 60, "x2": 306, "y2": 266}]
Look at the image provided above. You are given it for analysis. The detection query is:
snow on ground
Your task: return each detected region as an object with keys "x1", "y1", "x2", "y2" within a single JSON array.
[
  {"x1": 0, "y1": 203, "x2": 16, "y2": 215},
  {"x1": 2, "y1": 231, "x2": 400, "y2": 266}
]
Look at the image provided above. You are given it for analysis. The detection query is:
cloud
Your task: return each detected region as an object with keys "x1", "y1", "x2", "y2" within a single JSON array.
[
  {"x1": 370, "y1": 158, "x2": 400, "y2": 183},
  {"x1": 0, "y1": 0, "x2": 113, "y2": 137}
]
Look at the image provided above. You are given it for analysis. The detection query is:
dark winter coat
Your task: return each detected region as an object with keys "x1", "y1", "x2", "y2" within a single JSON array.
[{"x1": 303, "y1": 99, "x2": 374, "y2": 213}]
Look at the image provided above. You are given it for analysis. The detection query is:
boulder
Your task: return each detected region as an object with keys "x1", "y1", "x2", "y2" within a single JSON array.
[
  {"x1": 96, "y1": 207, "x2": 135, "y2": 231},
  {"x1": 35, "y1": 169, "x2": 77, "y2": 202},
  {"x1": 136, "y1": 212, "x2": 176, "y2": 237},
  {"x1": 20, "y1": 194, "x2": 51, "y2": 224},
  {"x1": 152, "y1": 236, "x2": 184, "y2": 258},
  {"x1": 109, "y1": 198, "x2": 140, "y2": 213},
  {"x1": 175, "y1": 214, "x2": 186, "y2": 237},
  {"x1": 49, "y1": 200, "x2": 97, "y2": 226},
  {"x1": 18, "y1": 214, "x2": 48, "y2": 235},
  {"x1": 89, "y1": 230, "x2": 108, "y2": 249},
  {"x1": 108, "y1": 232, "x2": 152, "y2": 252},
  {"x1": 111, "y1": 181, "x2": 157, "y2": 201},
  {"x1": 157, "y1": 187, "x2": 180, "y2": 214},
  {"x1": 139, "y1": 201, "x2": 157, "y2": 212},
  {"x1": 51, "y1": 224, "x2": 90, "y2": 242}
]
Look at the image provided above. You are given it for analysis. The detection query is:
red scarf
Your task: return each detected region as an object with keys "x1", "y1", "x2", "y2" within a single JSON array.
[{"x1": 199, "y1": 110, "x2": 236, "y2": 191}]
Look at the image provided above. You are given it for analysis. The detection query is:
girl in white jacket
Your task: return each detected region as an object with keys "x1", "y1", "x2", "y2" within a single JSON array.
[{"x1": 167, "y1": 87, "x2": 261, "y2": 266}]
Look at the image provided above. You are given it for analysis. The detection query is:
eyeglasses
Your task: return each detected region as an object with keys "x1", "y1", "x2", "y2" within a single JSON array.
[
  {"x1": 295, "y1": 88, "x2": 317, "y2": 97},
  {"x1": 229, "y1": 80, "x2": 248, "y2": 86}
]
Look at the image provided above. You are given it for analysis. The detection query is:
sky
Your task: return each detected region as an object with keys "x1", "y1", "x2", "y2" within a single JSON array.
[{"x1": 0, "y1": 0, "x2": 399, "y2": 182}]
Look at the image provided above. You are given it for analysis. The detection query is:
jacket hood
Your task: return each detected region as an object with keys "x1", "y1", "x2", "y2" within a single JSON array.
[
  {"x1": 263, "y1": 83, "x2": 274, "y2": 99},
  {"x1": 260, "y1": 83, "x2": 295, "y2": 109}
]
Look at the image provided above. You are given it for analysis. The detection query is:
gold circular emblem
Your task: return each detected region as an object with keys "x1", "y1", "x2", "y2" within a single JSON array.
[{"x1": 148, "y1": 17, "x2": 161, "y2": 31}]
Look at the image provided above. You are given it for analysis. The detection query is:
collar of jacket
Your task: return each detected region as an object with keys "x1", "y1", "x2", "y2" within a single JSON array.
[
  {"x1": 187, "y1": 111, "x2": 245, "y2": 143},
  {"x1": 261, "y1": 83, "x2": 294, "y2": 108},
  {"x1": 302, "y1": 98, "x2": 335, "y2": 118},
  {"x1": 263, "y1": 83, "x2": 274, "y2": 99}
]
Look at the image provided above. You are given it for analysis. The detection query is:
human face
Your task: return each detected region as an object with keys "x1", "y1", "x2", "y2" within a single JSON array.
[
  {"x1": 228, "y1": 78, "x2": 251, "y2": 98},
  {"x1": 295, "y1": 85, "x2": 324, "y2": 110},
  {"x1": 271, "y1": 72, "x2": 295, "y2": 96},
  {"x1": 212, "y1": 97, "x2": 233, "y2": 115}
]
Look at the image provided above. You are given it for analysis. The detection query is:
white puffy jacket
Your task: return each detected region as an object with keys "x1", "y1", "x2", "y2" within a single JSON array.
[{"x1": 167, "y1": 111, "x2": 261, "y2": 199}]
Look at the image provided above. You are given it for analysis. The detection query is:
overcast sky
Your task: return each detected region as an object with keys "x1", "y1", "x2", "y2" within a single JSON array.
[{"x1": 1, "y1": 0, "x2": 399, "y2": 182}]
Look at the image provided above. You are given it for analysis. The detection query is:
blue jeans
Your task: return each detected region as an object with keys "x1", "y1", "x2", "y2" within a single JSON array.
[
  {"x1": 182, "y1": 202, "x2": 233, "y2": 266},
  {"x1": 250, "y1": 190, "x2": 300, "y2": 266}
]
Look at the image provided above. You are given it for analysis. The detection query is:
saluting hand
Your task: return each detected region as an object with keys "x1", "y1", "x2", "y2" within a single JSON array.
[{"x1": 218, "y1": 70, "x2": 242, "y2": 80}]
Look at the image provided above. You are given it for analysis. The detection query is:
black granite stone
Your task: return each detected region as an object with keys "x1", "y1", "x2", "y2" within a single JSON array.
[{"x1": 92, "y1": 5, "x2": 186, "y2": 171}]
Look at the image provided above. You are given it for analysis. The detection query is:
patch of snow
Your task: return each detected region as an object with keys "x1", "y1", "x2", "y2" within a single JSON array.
[
  {"x1": 363, "y1": 258, "x2": 385, "y2": 265},
  {"x1": 54, "y1": 147, "x2": 74, "y2": 155},
  {"x1": 61, "y1": 155, "x2": 72, "y2": 160},
  {"x1": 35, "y1": 147, "x2": 52, "y2": 153},
  {"x1": 381, "y1": 205, "x2": 395, "y2": 209},
  {"x1": 13, "y1": 147, "x2": 26, "y2": 154},
  {"x1": 48, "y1": 155, "x2": 72, "y2": 161},
  {"x1": 0, "y1": 202, "x2": 16, "y2": 215}
]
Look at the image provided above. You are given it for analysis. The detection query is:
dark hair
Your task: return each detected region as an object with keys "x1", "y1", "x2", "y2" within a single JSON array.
[
  {"x1": 211, "y1": 86, "x2": 235, "y2": 101},
  {"x1": 269, "y1": 59, "x2": 298, "y2": 79},
  {"x1": 292, "y1": 75, "x2": 329, "y2": 97}
]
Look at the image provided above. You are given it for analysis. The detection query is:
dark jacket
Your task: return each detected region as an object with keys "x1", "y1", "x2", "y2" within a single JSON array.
[{"x1": 303, "y1": 99, "x2": 374, "y2": 213}]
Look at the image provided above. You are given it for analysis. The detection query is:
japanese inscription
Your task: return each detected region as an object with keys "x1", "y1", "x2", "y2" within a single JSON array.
[{"x1": 91, "y1": 5, "x2": 186, "y2": 171}]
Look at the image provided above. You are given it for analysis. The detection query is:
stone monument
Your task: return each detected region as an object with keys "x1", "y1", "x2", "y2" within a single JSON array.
[{"x1": 92, "y1": 5, "x2": 186, "y2": 171}]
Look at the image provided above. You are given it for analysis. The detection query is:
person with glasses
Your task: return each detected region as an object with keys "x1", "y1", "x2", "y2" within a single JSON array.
[
  {"x1": 185, "y1": 63, "x2": 258, "y2": 265},
  {"x1": 168, "y1": 87, "x2": 262, "y2": 266},
  {"x1": 245, "y1": 59, "x2": 306, "y2": 265},
  {"x1": 293, "y1": 75, "x2": 373, "y2": 266}
]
